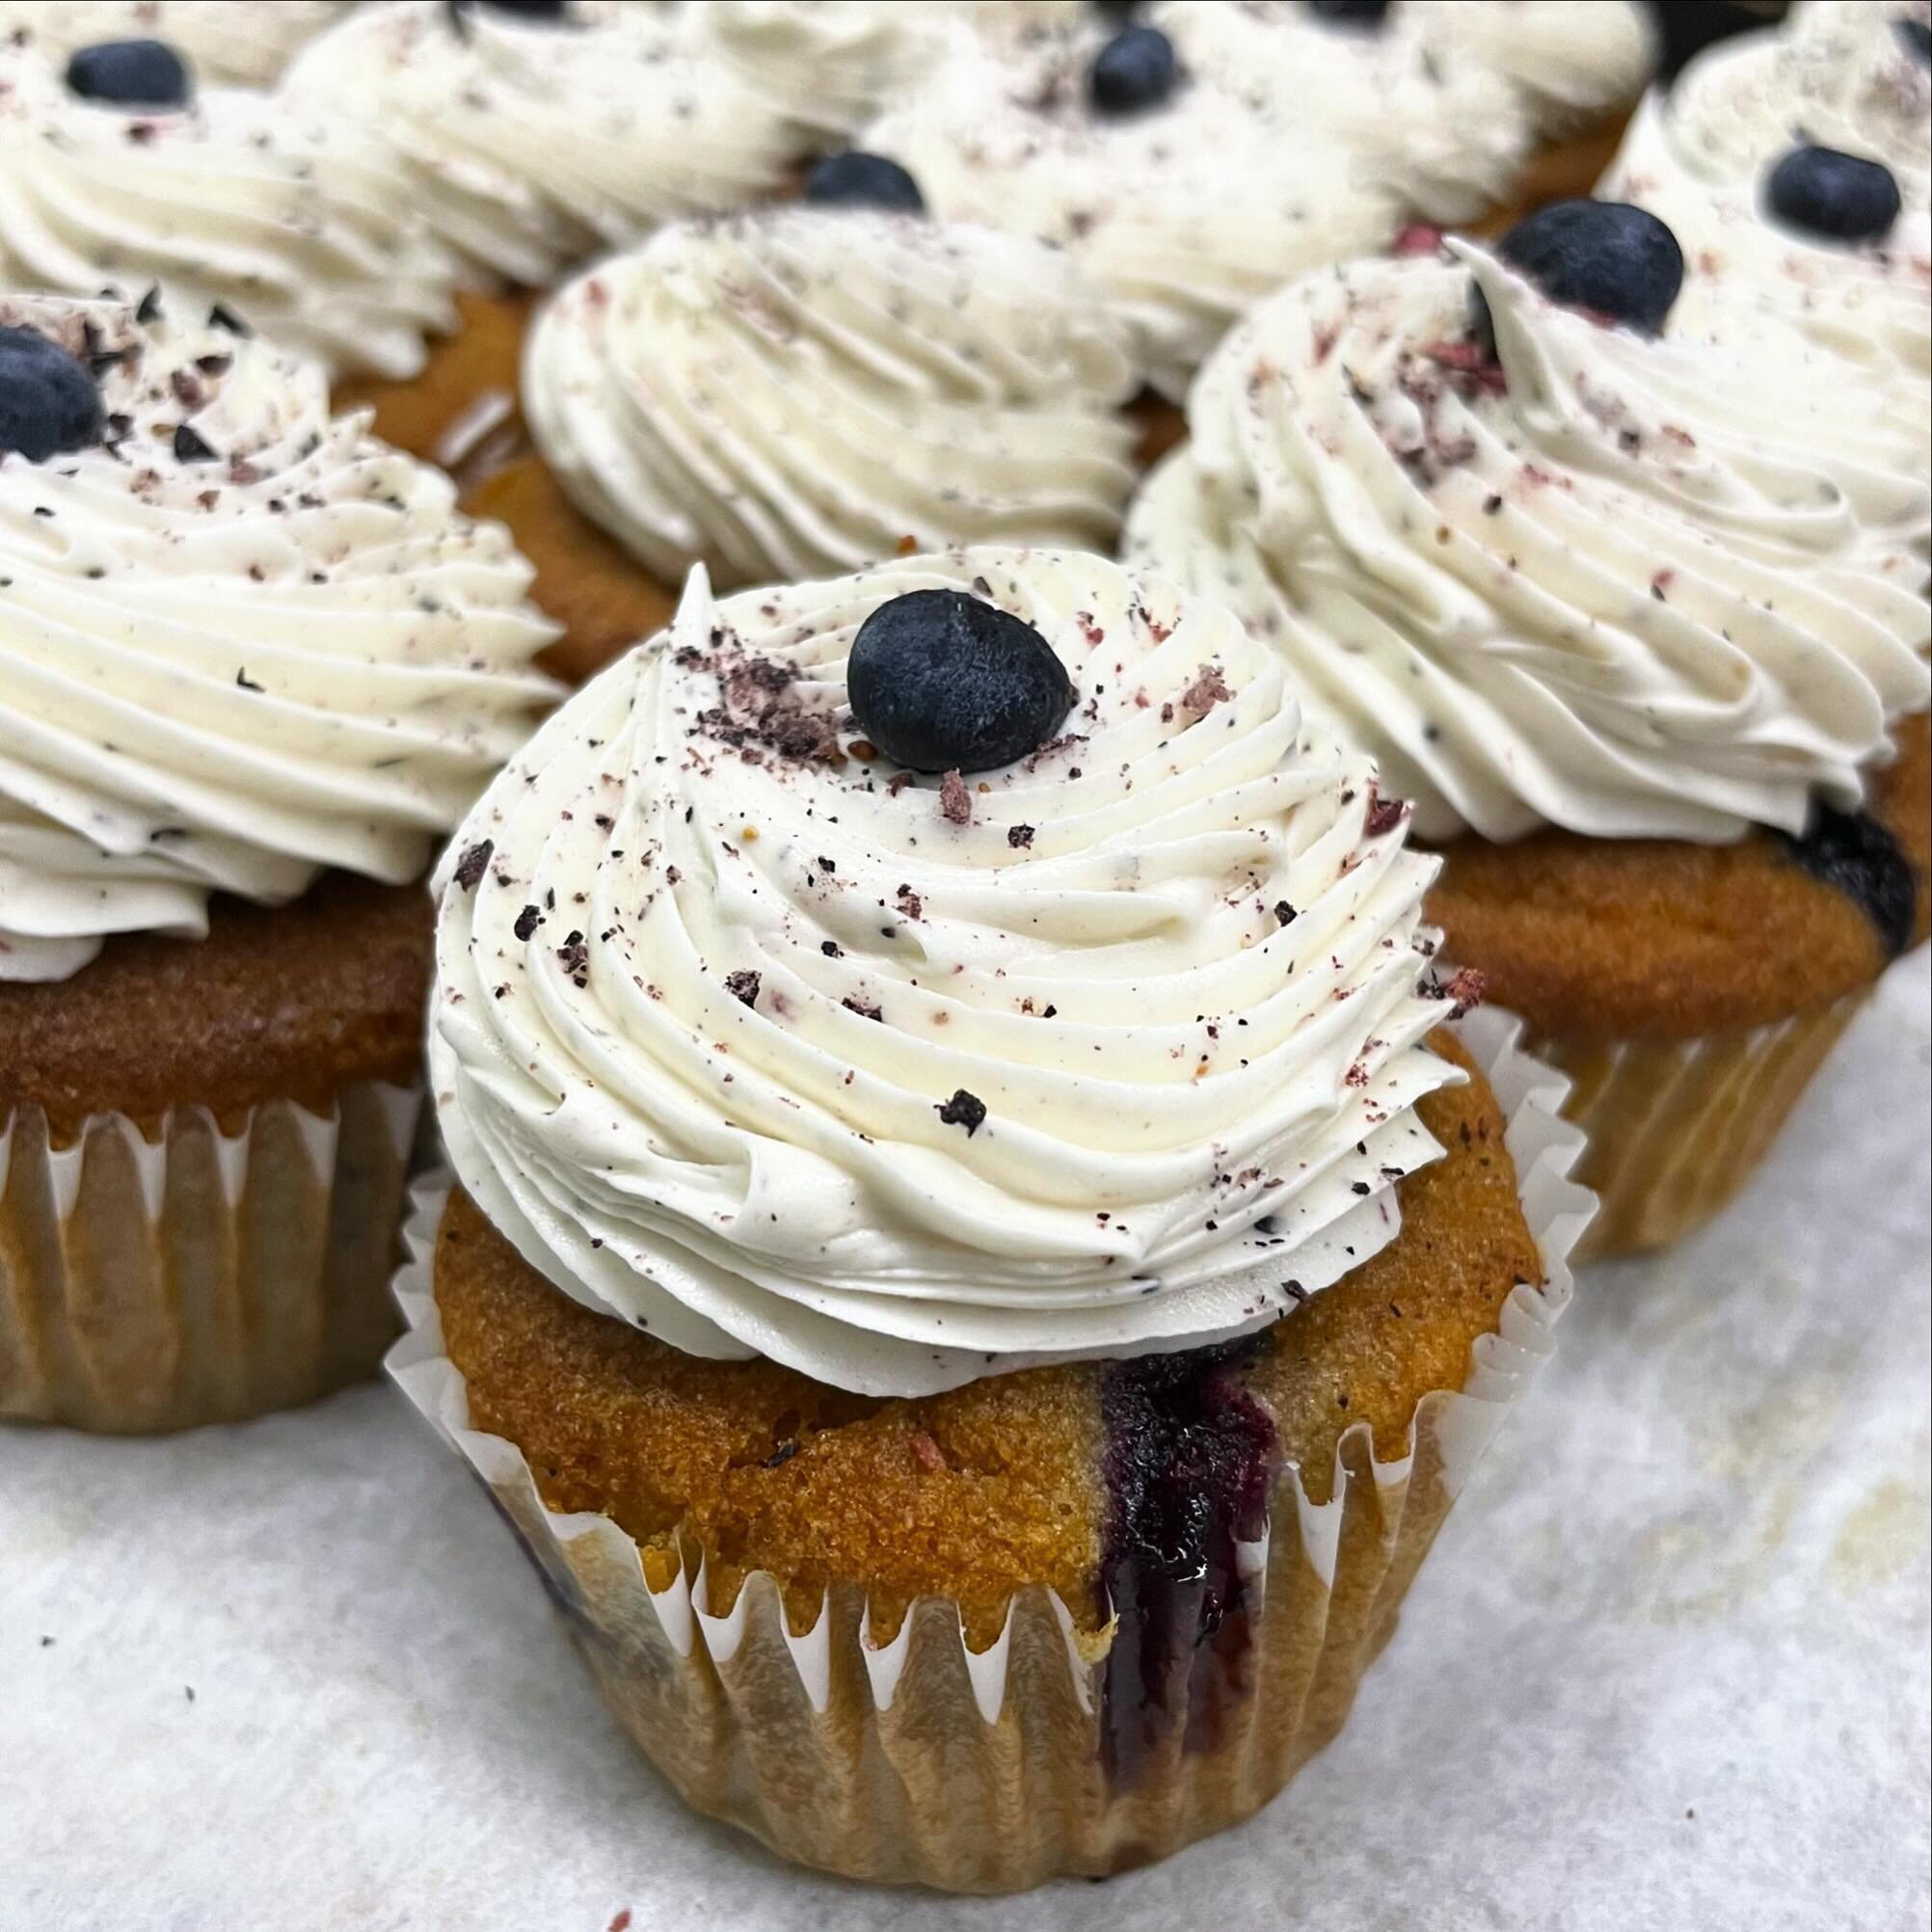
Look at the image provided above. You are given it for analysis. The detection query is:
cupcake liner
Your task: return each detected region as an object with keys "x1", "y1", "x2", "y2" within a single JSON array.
[
  {"x1": 1530, "y1": 990, "x2": 1871, "y2": 1263},
  {"x1": 387, "y1": 1015, "x2": 1591, "y2": 1892},
  {"x1": 0, "y1": 1082, "x2": 423, "y2": 1434}
]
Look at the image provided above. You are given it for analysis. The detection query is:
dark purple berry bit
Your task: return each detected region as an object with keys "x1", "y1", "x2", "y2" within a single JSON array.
[
  {"x1": 135, "y1": 285, "x2": 164, "y2": 324},
  {"x1": 802, "y1": 150, "x2": 925, "y2": 214},
  {"x1": 1778, "y1": 803, "x2": 1916, "y2": 957},
  {"x1": 514, "y1": 902, "x2": 543, "y2": 940},
  {"x1": 848, "y1": 589, "x2": 1073, "y2": 775},
  {"x1": 935, "y1": 1088, "x2": 987, "y2": 1136},
  {"x1": 172, "y1": 422, "x2": 217, "y2": 464},
  {"x1": 1895, "y1": 17, "x2": 1931, "y2": 63},
  {"x1": 65, "y1": 39, "x2": 192, "y2": 108},
  {"x1": 1098, "y1": 1339, "x2": 1276, "y2": 1787},
  {"x1": 1763, "y1": 145, "x2": 1902, "y2": 244},
  {"x1": 0, "y1": 327, "x2": 103, "y2": 463},
  {"x1": 1007, "y1": 823, "x2": 1035, "y2": 849},
  {"x1": 452, "y1": 840, "x2": 494, "y2": 891},
  {"x1": 206, "y1": 302, "x2": 253, "y2": 337},
  {"x1": 1088, "y1": 25, "x2": 1177, "y2": 115},
  {"x1": 1474, "y1": 200, "x2": 1683, "y2": 345},
  {"x1": 725, "y1": 969, "x2": 761, "y2": 1008}
]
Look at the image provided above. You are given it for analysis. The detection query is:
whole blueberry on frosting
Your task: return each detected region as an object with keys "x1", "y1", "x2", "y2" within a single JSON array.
[
  {"x1": 0, "y1": 327, "x2": 103, "y2": 462},
  {"x1": 802, "y1": 150, "x2": 925, "y2": 213},
  {"x1": 64, "y1": 37, "x2": 192, "y2": 105},
  {"x1": 847, "y1": 590, "x2": 1075, "y2": 773},
  {"x1": 1485, "y1": 199, "x2": 1684, "y2": 338},
  {"x1": 1764, "y1": 144, "x2": 1904, "y2": 242},
  {"x1": 429, "y1": 549, "x2": 1461, "y2": 1394},
  {"x1": 0, "y1": 4, "x2": 348, "y2": 86},
  {"x1": 1088, "y1": 24, "x2": 1178, "y2": 114},
  {"x1": 0, "y1": 292, "x2": 557, "y2": 982}
]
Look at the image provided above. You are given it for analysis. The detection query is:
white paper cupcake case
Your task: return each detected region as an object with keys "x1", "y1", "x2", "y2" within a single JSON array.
[
  {"x1": 388, "y1": 1010, "x2": 1594, "y2": 1892},
  {"x1": 0, "y1": 1082, "x2": 422, "y2": 1433}
]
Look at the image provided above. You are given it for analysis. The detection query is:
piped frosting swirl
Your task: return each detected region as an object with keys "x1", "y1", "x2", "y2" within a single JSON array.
[
  {"x1": 430, "y1": 548, "x2": 1461, "y2": 1397},
  {"x1": 1126, "y1": 242, "x2": 1929, "y2": 845},
  {"x1": 0, "y1": 293, "x2": 558, "y2": 982},
  {"x1": 523, "y1": 207, "x2": 1140, "y2": 591}
]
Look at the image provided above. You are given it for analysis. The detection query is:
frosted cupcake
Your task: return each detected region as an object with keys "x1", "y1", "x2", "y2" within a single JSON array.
[
  {"x1": 1600, "y1": 6, "x2": 1930, "y2": 415},
  {"x1": 505, "y1": 201, "x2": 1136, "y2": 672},
  {"x1": 392, "y1": 546, "x2": 1588, "y2": 1889},
  {"x1": 1127, "y1": 214, "x2": 1929, "y2": 1257},
  {"x1": 0, "y1": 1, "x2": 349, "y2": 86},
  {"x1": 0, "y1": 24, "x2": 458, "y2": 381},
  {"x1": 288, "y1": 0, "x2": 799, "y2": 461},
  {"x1": 0, "y1": 291, "x2": 556, "y2": 1431}
]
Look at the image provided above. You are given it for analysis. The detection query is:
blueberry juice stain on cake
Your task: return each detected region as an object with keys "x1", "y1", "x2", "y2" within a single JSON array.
[
  {"x1": 1779, "y1": 803, "x2": 1918, "y2": 958},
  {"x1": 1097, "y1": 1337, "x2": 1279, "y2": 1786}
]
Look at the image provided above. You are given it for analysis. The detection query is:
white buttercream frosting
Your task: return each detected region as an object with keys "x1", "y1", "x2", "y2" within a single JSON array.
[
  {"x1": 1125, "y1": 242, "x2": 1930, "y2": 846},
  {"x1": 0, "y1": 293, "x2": 559, "y2": 982},
  {"x1": 284, "y1": 0, "x2": 798, "y2": 292},
  {"x1": 0, "y1": 1, "x2": 350, "y2": 86},
  {"x1": 1601, "y1": 19, "x2": 1932, "y2": 409},
  {"x1": 0, "y1": 26, "x2": 459, "y2": 380},
  {"x1": 430, "y1": 548, "x2": 1463, "y2": 1396},
  {"x1": 523, "y1": 207, "x2": 1139, "y2": 592},
  {"x1": 864, "y1": 27, "x2": 1413, "y2": 399}
]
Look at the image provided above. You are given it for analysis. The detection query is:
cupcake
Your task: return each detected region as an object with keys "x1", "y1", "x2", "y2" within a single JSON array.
[
  {"x1": 0, "y1": 23, "x2": 459, "y2": 381},
  {"x1": 1599, "y1": 5, "x2": 1930, "y2": 419},
  {"x1": 505, "y1": 202, "x2": 1136, "y2": 673},
  {"x1": 0, "y1": 291, "x2": 556, "y2": 1431},
  {"x1": 0, "y1": 0, "x2": 350, "y2": 86},
  {"x1": 289, "y1": 0, "x2": 801, "y2": 462},
  {"x1": 1126, "y1": 218, "x2": 1929, "y2": 1259},
  {"x1": 390, "y1": 546, "x2": 1589, "y2": 1889}
]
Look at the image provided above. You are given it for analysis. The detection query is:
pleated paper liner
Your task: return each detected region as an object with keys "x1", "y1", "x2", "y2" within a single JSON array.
[
  {"x1": 1532, "y1": 990, "x2": 1870, "y2": 1264},
  {"x1": 387, "y1": 1011, "x2": 1593, "y2": 1893},
  {"x1": 0, "y1": 1082, "x2": 422, "y2": 1434}
]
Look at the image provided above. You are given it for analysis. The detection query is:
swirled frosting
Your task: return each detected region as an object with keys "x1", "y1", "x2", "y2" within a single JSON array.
[
  {"x1": 0, "y1": 1, "x2": 350, "y2": 86},
  {"x1": 429, "y1": 549, "x2": 1462, "y2": 1396},
  {"x1": 523, "y1": 208, "x2": 1139, "y2": 592},
  {"x1": 0, "y1": 28, "x2": 459, "y2": 380},
  {"x1": 1148, "y1": 1, "x2": 1534, "y2": 225},
  {"x1": 1125, "y1": 242, "x2": 1930, "y2": 846},
  {"x1": 863, "y1": 29, "x2": 1410, "y2": 398},
  {"x1": 1601, "y1": 19, "x2": 1932, "y2": 406},
  {"x1": 284, "y1": 1, "x2": 798, "y2": 292},
  {"x1": 0, "y1": 293, "x2": 558, "y2": 983},
  {"x1": 1404, "y1": 1, "x2": 1657, "y2": 139}
]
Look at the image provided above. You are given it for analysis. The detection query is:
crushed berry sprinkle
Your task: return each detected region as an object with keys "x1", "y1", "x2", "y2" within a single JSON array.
[
  {"x1": 940, "y1": 769, "x2": 973, "y2": 825},
  {"x1": 725, "y1": 970, "x2": 761, "y2": 1009},
  {"x1": 451, "y1": 834, "x2": 495, "y2": 884},
  {"x1": 1274, "y1": 901, "x2": 1298, "y2": 927},
  {"x1": 843, "y1": 996, "x2": 884, "y2": 1023},
  {"x1": 1363, "y1": 790, "x2": 1407, "y2": 837},
  {"x1": 936, "y1": 1088, "x2": 987, "y2": 1135},
  {"x1": 1007, "y1": 823, "x2": 1035, "y2": 849},
  {"x1": 171, "y1": 423, "x2": 217, "y2": 464},
  {"x1": 514, "y1": 903, "x2": 544, "y2": 941}
]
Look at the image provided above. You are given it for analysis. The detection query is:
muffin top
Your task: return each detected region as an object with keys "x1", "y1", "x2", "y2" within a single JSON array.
[
  {"x1": 1125, "y1": 236, "x2": 1929, "y2": 847},
  {"x1": 1601, "y1": 12, "x2": 1930, "y2": 394},
  {"x1": 430, "y1": 548, "x2": 1465, "y2": 1396},
  {"x1": 521, "y1": 205, "x2": 1139, "y2": 592},
  {"x1": 0, "y1": 1, "x2": 350, "y2": 86},
  {"x1": 0, "y1": 23, "x2": 460, "y2": 380},
  {"x1": 283, "y1": 0, "x2": 799, "y2": 293},
  {"x1": 0, "y1": 292, "x2": 558, "y2": 983}
]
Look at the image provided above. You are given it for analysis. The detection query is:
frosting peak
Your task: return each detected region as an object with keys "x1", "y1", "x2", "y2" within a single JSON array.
[
  {"x1": 430, "y1": 549, "x2": 1461, "y2": 1396},
  {"x1": 0, "y1": 294, "x2": 558, "y2": 982},
  {"x1": 1127, "y1": 242, "x2": 1930, "y2": 845}
]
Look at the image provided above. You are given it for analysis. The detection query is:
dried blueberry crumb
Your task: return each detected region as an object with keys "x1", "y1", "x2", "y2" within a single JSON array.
[
  {"x1": 725, "y1": 969, "x2": 761, "y2": 1008},
  {"x1": 514, "y1": 903, "x2": 543, "y2": 941},
  {"x1": 453, "y1": 840, "x2": 495, "y2": 891},
  {"x1": 936, "y1": 1088, "x2": 987, "y2": 1135},
  {"x1": 172, "y1": 422, "x2": 216, "y2": 464}
]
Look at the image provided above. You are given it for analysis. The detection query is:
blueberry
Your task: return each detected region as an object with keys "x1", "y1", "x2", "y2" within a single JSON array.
[
  {"x1": 0, "y1": 327, "x2": 104, "y2": 464},
  {"x1": 1088, "y1": 25, "x2": 1178, "y2": 115},
  {"x1": 1763, "y1": 144, "x2": 1902, "y2": 244},
  {"x1": 847, "y1": 590, "x2": 1074, "y2": 776},
  {"x1": 1308, "y1": 1, "x2": 1390, "y2": 24},
  {"x1": 1477, "y1": 199, "x2": 1683, "y2": 341},
  {"x1": 802, "y1": 151, "x2": 925, "y2": 215},
  {"x1": 64, "y1": 39, "x2": 192, "y2": 108},
  {"x1": 1896, "y1": 17, "x2": 1931, "y2": 63}
]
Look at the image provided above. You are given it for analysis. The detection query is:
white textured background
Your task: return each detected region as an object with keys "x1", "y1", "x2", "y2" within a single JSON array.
[{"x1": 4, "y1": 953, "x2": 1926, "y2": 1932}]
